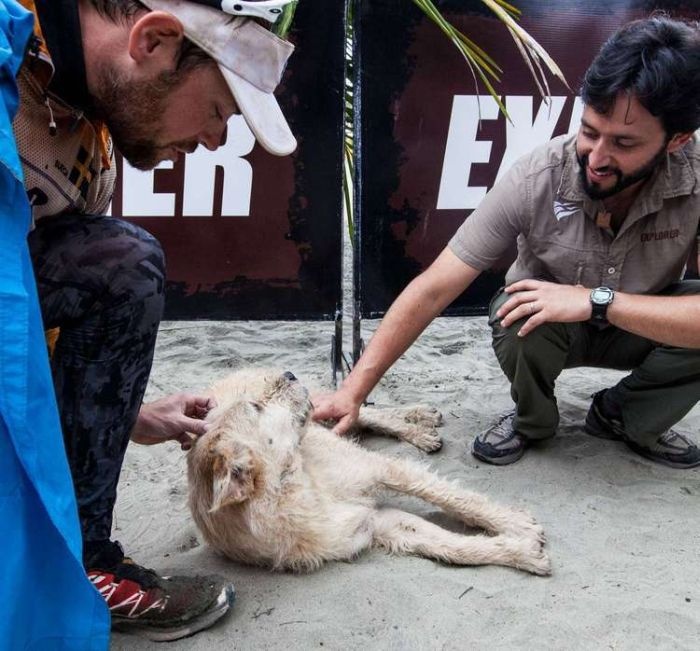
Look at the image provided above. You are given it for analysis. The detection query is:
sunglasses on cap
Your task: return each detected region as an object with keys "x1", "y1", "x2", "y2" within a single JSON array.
[{"x1": 184, "y1": 0, "x2": 294, "y2": 24}]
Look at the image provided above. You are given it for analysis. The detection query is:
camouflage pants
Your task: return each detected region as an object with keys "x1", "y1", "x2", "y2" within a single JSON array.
[{"x1": 28, "y1": 214, "x2": 165, "y2": 544}]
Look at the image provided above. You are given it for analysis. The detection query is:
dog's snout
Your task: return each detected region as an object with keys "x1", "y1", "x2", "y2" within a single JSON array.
[{"x1": 282, "y1": 371, "x2": 297, "y2": 382}]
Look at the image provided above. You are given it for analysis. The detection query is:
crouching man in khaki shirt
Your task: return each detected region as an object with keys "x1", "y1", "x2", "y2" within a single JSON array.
[{"x1": 313, "y1": 16, "x2": 700, "y2": 469}]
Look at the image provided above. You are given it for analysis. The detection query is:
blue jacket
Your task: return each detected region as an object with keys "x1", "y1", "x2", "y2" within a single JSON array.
[{"x1": 0, "y1": 0, "x2": 110, "y2": 648}]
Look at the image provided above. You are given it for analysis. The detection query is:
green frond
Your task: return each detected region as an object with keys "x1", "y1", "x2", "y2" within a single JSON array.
[
  {"x1": 271, "y1": 0, "x2": 299, "y2": 38},
  {"x1": 412, "y1": 0, "x2": 570, "y2": 119},
  {"x1": 491, "y1": 0, "x2": 521, "y2": 19}
]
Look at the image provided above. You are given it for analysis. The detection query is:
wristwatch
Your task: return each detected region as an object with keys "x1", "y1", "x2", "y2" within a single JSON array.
[{"x1": 590, "y1": 286, "x2": 615, "y2": 323}]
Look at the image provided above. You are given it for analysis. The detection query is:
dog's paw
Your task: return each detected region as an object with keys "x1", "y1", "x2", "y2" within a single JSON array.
[
  {"x1": 493, "y1": 508, "x2": 546, "y2": 544},
  {"x1": 403, "y1": 424, "x2": 443, "y2": 453},
  {"x1": 402, "y1": 406, "x2": 444, "y2": 428},
  {"x1": 502, "y1": 536, "x2": 551, "y2": 576},
  {"x1": 498, "y1": 536, "x2": 552, "y2": 576}
]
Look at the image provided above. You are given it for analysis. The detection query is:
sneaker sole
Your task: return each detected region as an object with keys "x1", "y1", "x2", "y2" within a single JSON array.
[
  {"x1": 471, "y1": 442, "x2": 527, "y2": 466},
  {"x1": 112, "y1": 583, "x2": 236, "y2": 642},
  {"x1": 626, "y1": 441, "x2": 700, "y2": 470}
]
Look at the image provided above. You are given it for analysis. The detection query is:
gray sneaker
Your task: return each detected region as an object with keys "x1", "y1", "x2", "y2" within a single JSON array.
[
  {"x1": 471, "y1": 411, "x2": 528, "y2": 465},
  {"x1": 585, "y1": 390, "x2": 700, "y2": 469}
]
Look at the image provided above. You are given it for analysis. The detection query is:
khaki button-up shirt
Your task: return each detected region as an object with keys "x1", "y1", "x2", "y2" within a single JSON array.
[{"x1": 449, "y1": 133, "x2": 700, "y2": 294}]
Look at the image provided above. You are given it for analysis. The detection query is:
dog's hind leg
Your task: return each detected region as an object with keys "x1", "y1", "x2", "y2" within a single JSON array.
[
  {"x1": 375, "y1": 457, "x2": 546, "y2": 545},
  {"x1": 352, "y1": 406, "x2": 443, "y2": 452},
  {"x1": 372, "y1": 509, "x2": 550, "y2": 575}
]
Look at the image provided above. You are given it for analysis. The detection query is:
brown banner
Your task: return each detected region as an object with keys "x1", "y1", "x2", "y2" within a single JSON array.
[{"x1": 356, "y1": 0, "x2": 700, "y2": 317}]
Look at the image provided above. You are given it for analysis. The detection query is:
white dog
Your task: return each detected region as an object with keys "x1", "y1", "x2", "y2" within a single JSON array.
[{"x1": 187, "y1": 369, "x2": 550, "y2": 575}]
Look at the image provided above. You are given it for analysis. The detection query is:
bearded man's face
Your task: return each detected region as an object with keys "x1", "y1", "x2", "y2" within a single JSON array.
[
  {"x1": 91, "y1": 61, "x2": 237, "y2": 170},
  {"x1": 576, "y1": 93, "x2": 670, "y2": 200}
]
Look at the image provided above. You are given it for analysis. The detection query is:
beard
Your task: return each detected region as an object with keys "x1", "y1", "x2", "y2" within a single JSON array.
[
  {"x1": 576, "y1": 143, "x2": 668, "y2": 200},
  {"x1": 90, "y1": 65, "x2": 198, "y2": 171}
]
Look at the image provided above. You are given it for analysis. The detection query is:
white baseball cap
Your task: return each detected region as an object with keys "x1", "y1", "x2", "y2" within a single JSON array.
[{"x1": 140, "y1": 0, "x2": 297, "y2": 156}]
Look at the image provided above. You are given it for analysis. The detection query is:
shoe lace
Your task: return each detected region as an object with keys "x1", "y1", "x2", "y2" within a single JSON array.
[
  {"x1": 87, "y1": 540, "x2": 161, "y2": 590},
  {"x1": 659, "y1": 429, "x2": 692, "y2": 448},
  {"x1": 493, "y1": 411, "x2": 515, "y2": 436},
  {"x1": 115, "y1": 559, "x2": 161, "y2": 590}
]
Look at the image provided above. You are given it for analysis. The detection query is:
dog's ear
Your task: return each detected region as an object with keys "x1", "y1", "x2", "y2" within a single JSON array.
[{"x1": 209, "y1": 445, "x2": 259, "y2": 512}]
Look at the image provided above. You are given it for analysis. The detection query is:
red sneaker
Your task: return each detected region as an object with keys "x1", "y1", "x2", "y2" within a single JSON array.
[{"x1": 85, "y1": 541, "x2": 235, "y2": 642}]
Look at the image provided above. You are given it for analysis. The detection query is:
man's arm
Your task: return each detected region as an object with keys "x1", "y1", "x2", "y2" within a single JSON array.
[
  {"x1": 312, "y1": 247, "x2": 481, "y2": 434},
  {"x1": 498, "y1": 279, "x2": 700, "y2": 348},
  {"x1": 607, "y1": 292, "x2": 700, "y2": 347}
]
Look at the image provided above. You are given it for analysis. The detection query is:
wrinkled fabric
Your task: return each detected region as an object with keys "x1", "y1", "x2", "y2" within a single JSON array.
[
  {"x1": 29, "y1": 213, "x2": 165, "y2": 543},
  {"x1": 0, "y1": 0, "x2": 109, "y2": 647}
]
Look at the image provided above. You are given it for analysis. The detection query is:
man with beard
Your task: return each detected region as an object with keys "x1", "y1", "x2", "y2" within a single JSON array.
[
  {"x1": 10, "y1": 0, "x2": 296, "y2": 642},
  {"x1": 313, "y1": 15, "x2": 700, "y2": 469}
]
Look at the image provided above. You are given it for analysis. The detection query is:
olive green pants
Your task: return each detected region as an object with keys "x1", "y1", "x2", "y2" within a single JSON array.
[{"x1": 489, "y1": 281, "x2": 700, "y2": 447}]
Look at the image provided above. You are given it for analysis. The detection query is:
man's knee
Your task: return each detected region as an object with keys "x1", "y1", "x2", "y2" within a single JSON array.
[
  {"x1": 75, "y1": 220, "x2": 166, "y2": 327},
  {"x1": 103, "y1": 221, "x2": 166, "y2": 301},
  {"x1": 490, "y1": 302, "x2": 573, "y2": 381},
  {"x1": 32, "y1": 214, "x2": 165, "y2": 284},
  {"x1": 31, "y1": 214, "x2": 165, "y2": 324},
  {"x1": 491, "y1": 316, "x2": 569, "y2": 361},
  {"x1": 489, "y1": 290, "x2": 565, "y2": 351}
]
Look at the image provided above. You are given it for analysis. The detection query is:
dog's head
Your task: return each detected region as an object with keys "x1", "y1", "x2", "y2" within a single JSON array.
[{"x1": 189, "y1": 369, "x2": 312, "y2": 513}]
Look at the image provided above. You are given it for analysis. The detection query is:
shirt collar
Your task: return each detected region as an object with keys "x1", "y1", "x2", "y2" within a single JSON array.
[
  {"x1": 557, "y1": 133, "x2": 698, "y2": 209},
  {"x1": 34, "y1": 0, "x2": 92, "y2": 113}
]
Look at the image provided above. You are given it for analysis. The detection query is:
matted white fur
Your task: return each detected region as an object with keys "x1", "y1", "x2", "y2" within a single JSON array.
[{"x1": 187, "y1": 368, "x2": 550, "y2": 575}]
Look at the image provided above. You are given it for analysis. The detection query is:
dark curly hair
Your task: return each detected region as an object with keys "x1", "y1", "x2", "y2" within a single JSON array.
[
  {"x1": 581, "y1": 15, "x2": 700, "y2": 135},
  {"x1": 86, "y1": 0, "x2": 213, "y2": 73}
]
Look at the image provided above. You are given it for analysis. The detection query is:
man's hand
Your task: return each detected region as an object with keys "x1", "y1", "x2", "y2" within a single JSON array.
[
  {"x1": 131, "y1": 393, "x2": 217, "y2": 450},
  {"x1": 311, "y1": 388, "x2": 362, "y2": 436},
  {"x1": 497, "y1": 279, "x2": 592, "y2": 336}
]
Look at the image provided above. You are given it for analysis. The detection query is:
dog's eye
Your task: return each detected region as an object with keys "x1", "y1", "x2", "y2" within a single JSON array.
[{"x1": 249, "y1": 401, "x2": 262, "y2": 413}]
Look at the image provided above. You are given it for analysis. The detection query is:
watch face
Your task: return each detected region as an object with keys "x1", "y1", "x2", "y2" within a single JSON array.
[{"x1": 591, "y1": 287, "x2": 613, "y2": 304}]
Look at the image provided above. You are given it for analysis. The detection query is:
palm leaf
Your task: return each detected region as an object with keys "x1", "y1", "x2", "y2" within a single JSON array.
[
  {"x1": 413, "y1": 0, "x2": 570, "y2": 112},
  {"x1": 278, "y1": 1, "x2": 569, "y2": 244},
  {"x1": 271, "y1": 0, "x2": 299, "y2": 38}
]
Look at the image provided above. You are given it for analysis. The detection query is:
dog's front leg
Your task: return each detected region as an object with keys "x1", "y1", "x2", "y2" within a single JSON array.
[{"x1": 352, "y1": 405, "x2": 443, "y2": 452}]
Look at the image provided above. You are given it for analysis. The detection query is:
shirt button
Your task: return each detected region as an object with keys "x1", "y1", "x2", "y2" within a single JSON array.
[{"x1": 607, "y1": 267, "x2": 615, "y2": 274}]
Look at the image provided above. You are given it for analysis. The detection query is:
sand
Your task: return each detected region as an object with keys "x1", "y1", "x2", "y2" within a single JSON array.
[{"x1": 110, "y1": 314, "x2": 700, "y2": 650}]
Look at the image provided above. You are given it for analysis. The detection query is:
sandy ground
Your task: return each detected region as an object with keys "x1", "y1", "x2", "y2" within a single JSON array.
[{"x1": 110, "y1": 315, "x2": 700, "y2": 651}]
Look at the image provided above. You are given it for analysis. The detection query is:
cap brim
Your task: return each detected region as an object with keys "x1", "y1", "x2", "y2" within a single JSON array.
[{"x1": 219, "y1": 65, "x2": 297, "y2": 156}]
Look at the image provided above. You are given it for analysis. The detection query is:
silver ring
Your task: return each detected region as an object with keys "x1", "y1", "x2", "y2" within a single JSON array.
[{"x1": 529, "y1": 302, "x2": 536, "y2": 314}]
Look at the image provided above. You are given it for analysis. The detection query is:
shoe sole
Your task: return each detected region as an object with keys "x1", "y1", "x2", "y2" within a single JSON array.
[
  {"x1": 113, "y1": 583, "x2": 236, "y2": 642},
  {"x1": 626, "y1": 441, "x2": 700, "y2": 470},
  {"x1": 471, "y1": 442, "x2": 526, "y2": 466}
]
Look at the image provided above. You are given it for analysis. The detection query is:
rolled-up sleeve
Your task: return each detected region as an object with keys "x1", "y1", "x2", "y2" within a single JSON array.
[{"x1": 448, "y1": 157, "x2": 530, "y2": 271}]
